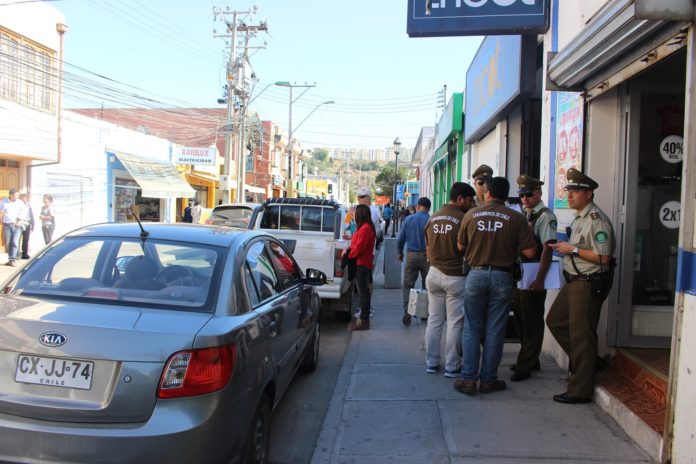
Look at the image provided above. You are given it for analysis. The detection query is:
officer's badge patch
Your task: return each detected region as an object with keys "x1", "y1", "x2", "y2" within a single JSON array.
[
  {"x1": 590, "y1": 212, "x2": 600, "y2": 220},
  {"x1": 595, "y1": 231, "x2": 608, "y2": 243},
  {"x1": 550, "y1": 220, "x2": 557, "y2": 229}
]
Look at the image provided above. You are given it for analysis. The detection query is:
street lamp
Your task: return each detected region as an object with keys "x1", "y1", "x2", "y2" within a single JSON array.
[
  {"x1": 275, "y1": 82, "x2": 334, "y2": 197},
  {"x1": 392, "y1": 136, "x2": 401, "y2": 238}
]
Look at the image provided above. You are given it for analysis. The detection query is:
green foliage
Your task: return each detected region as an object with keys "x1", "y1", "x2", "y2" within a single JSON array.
[{"x1": 312, "y1": 148, "x2": 329, "y2": 162}]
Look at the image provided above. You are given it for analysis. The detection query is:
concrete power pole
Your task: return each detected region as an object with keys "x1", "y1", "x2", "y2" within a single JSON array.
[{"x1": 213, "y1": 6, "x2": 267, "y2": 204}]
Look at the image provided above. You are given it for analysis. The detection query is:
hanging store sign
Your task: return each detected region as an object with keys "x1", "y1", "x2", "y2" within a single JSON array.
[
  {"x1": 173, "y1": 146, "x2": 217, "y2": 166},
  {"x1": 659, "y1": 135, "x2": 683, "y2": 164},
  {"x1": 407, "y1": 0, "x2": 549, "y2": 38},
  {"x1": 464, "y1": 35, "x2": 536, "y2": 143}
]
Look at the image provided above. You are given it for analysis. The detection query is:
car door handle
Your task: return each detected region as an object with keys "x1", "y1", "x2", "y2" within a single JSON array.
[{"x1": 259, "y1": 314, "x2": 279, "y2": 336}]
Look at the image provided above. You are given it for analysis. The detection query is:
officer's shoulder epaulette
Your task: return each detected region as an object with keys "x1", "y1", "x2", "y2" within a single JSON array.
[{"x1": 590, "y1": 212, "x2": 600, "y2": 220}]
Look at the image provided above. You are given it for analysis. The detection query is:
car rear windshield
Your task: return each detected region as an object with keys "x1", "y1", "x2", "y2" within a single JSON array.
[
  {"x1": 212, "y1": 206, "x2": 253, "y2": 223},
  {"x1": 9, "y1": 237, "x2": 224, "y2": 312},
  {"x1": 260, "y1": 205, "x2": 336, "y2": 233}
]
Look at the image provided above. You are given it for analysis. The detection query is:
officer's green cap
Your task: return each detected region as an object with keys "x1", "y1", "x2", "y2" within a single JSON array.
[
  {"x1": 565, "y1": 168, "x2": 599, "y2": 191},
  {"x1": 516, "y1": 175, "x2": 543, "y2": 194},
  {"x1": 472, "y1": 164, "x2": 493, "y2": 180}
]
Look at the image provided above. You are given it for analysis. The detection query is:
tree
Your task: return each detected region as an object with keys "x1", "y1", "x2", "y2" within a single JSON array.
[
  {"x1": 312, "y1": 148, "x2": 329, "y2": 162},
  {"x1": 375, "y1": 165, "x2": 409, "y2": 201}
]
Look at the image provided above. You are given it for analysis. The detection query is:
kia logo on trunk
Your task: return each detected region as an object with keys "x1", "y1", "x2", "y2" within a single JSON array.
[{"x1": 39, "y1": 332, "x2": 67, "y2": 347}]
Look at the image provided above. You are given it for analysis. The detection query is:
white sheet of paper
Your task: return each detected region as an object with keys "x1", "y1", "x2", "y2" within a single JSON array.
[{"x1": 519, "y1": 261, "x2": 562, "y2": 289}]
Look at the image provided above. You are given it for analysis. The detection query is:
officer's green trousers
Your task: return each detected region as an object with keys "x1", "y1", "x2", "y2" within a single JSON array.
[
  {"x1": 546, "y1": 280, "x2": 605, "y2": 398},
  {"x1": 512, "y1": 288, "x2": 547, "y2": 373}
]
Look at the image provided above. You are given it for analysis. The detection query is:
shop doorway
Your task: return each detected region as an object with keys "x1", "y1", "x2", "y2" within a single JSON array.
[{"x1": 615, "y1": 51, "x2": 685, "y2": 348}]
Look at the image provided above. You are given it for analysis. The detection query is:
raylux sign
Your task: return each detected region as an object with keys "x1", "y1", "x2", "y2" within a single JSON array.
[
  {"x1": 407, "y1": 0, "x2": 549, "y2": 37},
  {"x1": 173, "y1": 146, "x2": 217, "y2": 166}
]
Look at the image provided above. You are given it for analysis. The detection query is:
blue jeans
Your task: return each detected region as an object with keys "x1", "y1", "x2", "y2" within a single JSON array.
[
  {"x1": 3, "y1": 223, "x2": 21, "y2": 261},
  {"x1": 461, "y1": 269, "x2": 514, "y2": 383}
]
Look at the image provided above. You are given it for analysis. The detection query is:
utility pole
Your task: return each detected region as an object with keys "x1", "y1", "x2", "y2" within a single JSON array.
[
  {"x1": 275, "y1": 82, "x2": 315, "y2": 198},
  {"x1": 213, "y1": 6, "x2": 267, "y2": 204}
]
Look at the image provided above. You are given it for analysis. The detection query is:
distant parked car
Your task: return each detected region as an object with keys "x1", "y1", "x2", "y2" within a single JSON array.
[
  {"x1": 0, "y1": 222, "x2": 325, "y2": 463},
  {"x1": 205, "y1": 203, "x2": 260, "y2": 228}
]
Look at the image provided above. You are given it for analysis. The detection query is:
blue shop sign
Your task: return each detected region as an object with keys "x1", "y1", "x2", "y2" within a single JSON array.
[
  {"x1": 464, "y1": 34, "x2": 536, "y2": 143},
  {"x1": 407, "y1": 0, "x2": 549, "y2": 38}
]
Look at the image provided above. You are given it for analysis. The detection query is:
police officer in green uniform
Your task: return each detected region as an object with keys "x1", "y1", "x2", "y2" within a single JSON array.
[
  {"x1": 547, "y1": 168, "x2": 616, "y2": 404},
  {"x1": 472, "y1": 164, "x2": 493, "y2": 207},
  {"x1": 510, "y1": 175, "x2": 557, "y2": 382}
]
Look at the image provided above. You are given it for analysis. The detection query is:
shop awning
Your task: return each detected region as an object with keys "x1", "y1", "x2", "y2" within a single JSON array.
[
  {"x1": 547, "y1": 0, "x2": 691, "y2": 96},
  {"x1": 115, "y1": 152, "x2": 196, "y2": 199},
  {"x1": 244, "y1": 184, "x2": 266, "y2": 194}
]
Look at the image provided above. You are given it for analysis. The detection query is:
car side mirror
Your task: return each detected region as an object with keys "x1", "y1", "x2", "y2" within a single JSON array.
[{"x1": 305, "y1": 268, "x2": 327, "y2": 286}]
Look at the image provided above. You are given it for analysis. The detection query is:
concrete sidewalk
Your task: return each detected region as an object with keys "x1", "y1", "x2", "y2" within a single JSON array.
[{"x1": 312, "y1": 270, "x2": 653, "y2": 463}]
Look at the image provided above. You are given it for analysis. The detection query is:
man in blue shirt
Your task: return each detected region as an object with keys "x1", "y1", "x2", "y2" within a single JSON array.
[
  {"x1": 398, "y1": 197, "x2": 431, "y2": 325},
  {"x1": 382, "y1": 203, "x2": 393, "y2": 235}
]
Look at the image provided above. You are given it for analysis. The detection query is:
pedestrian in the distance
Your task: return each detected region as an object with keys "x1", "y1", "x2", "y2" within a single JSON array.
[
  {"x1": 191, "y1": 200, "x2": 202, "y2": 224},
  {"x1": 347, "y1": 204, "x2": 376, "y2": 331},
  {"x1": 382, "y1": 203, "x2": 393, "y2": 235},
  {"x1": 39, "y1": 194, "x2": 55, "y2": 245},
  {"x1": 547, "y1": 168, "x2": 616, "y2": 404},
  {"x1": 510, "y1": 175, "x2": 558, "y2": 382},
  {"x1": 423, "y1": 182, "x2": 476, "y2": 377},
  {"x1": 455, "y1": 177, "x2": 537, "y2": 395},
  {"x1": 183, "y1": 202, "x2": 193, "y2": 223},
  {"x1": 397, "y1": 197, "x2": 431, "y2": 326},
  {"x1": 18, "y1": 191, "x2": 34, "y2": 259},
  {"x1": 1, "y1": 188, "x2": 26, "y2": 267}
]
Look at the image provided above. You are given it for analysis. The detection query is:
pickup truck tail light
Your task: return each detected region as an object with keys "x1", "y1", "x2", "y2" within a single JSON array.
[{"x1": 334, "y1": 248, "x2": 344, "y2": 277}]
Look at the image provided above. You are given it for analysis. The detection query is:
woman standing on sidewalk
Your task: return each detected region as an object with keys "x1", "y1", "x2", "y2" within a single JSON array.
[{"x1": 348, "y1": 204, "x2": 376, "y2": 331}]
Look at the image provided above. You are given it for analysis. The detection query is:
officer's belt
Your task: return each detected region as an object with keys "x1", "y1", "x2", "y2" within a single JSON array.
[
  {"x1": 470, "y1": 265, "x2": 512, "y2": 274},
  {"x1": 563, "y1": 270, "x2": 611, "y2": 283},
  {"x1": 408, "y1": 251, "x2": 427, "y2": 255}
]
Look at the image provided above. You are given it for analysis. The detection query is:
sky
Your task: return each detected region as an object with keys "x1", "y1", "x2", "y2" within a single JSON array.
[{"x1": 48, "y1": 0, "x2": 483, "y2": 152}]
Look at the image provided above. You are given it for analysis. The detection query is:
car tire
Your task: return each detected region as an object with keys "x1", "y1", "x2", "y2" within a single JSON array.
[
  {"x1": 243, "y1": 396, "x2": 271, "y2": 464},
  {"x1": 300, "y1": 318, "x2": 320, "y2": 373}
]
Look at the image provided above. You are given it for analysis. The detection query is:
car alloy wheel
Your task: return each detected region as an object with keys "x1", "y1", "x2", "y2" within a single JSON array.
[
  {"x1": 246, "y1": 397, "x2": 271, "y2": 464},
  {"x1": 301, "y1": 320, "x2": 320, "y2": 372}
]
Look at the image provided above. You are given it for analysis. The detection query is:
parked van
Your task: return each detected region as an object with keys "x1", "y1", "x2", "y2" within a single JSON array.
[{"x1": 249, "y1": 198, "x2": 352, "y2": 316}]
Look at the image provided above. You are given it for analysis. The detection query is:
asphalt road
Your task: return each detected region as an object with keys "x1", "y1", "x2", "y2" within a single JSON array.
[{"x1": 268, "y1": 300, "x2": 351, "y2": 464}]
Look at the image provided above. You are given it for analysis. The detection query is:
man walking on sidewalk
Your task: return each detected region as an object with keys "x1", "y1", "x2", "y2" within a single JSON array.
[
  {"x1": 510, "y1": 175, "x2": 557, "y2": 382},
  {"x1": 456, "y1": 177, "x2": 537, "y2": 395},
  {"x1": 547, "y1": 168, "x2": 615, "y2": 404},
  {"x1": 1, "y1": 189, "x2": 26, "y2": 267},
  {"x1": 398, "y1": 197, "x2": 431, "y2": 326},
  {"x1": 423, "y1": 183, "x2": 476, "y2": 377}
]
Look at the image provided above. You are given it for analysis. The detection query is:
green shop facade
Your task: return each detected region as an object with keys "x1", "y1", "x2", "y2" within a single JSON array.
[{"x1": 430, "y1": 92, "x2": 465, "y2": 210}]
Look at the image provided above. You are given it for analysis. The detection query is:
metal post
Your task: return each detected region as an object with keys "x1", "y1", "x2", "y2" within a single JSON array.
[
  {"x1": 223, "y1": 11, "x2": 238, "y2": 204},
  {"x1": 287, "y1": 86, "x2": 294, "y2": 197}
]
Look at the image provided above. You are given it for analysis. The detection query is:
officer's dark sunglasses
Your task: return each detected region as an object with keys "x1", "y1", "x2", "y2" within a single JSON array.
[
  {"x1": 519, "y1": 192, "x2": 535, "y2": 198},
  {"x1": 476, "y1": 180, "x2": 486, "y2": 186}
]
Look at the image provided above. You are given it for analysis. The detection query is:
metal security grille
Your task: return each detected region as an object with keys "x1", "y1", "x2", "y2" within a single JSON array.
[{"x1": 45, "y1": 173, "x2": 94, "y2": 224}]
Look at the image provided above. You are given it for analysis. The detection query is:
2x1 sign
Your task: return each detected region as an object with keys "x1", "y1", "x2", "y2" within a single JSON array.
[{"x1": 407, "y1": 0, "x2": 549, "y2": 37}]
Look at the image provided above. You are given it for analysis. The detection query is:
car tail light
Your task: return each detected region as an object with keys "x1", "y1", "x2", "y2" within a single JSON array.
[
  {"x1": 334, "y1": 248, "x2": 344, "y2": 277},
  {"x1": 157, "y1": 344, "x2": 236, "y2": 398},
  {"x1": 205, "y1": 218, "x2": 214, "y2": 225}
]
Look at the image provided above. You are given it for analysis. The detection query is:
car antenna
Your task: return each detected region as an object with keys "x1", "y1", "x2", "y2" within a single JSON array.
[{"x1": 133, "y1": 213, "x2": 149, "y2": 240}]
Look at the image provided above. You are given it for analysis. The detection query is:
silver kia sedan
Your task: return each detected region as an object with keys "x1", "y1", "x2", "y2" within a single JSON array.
[{"x1": 0, "y1": 223, "x2": 325, "y2": 463}]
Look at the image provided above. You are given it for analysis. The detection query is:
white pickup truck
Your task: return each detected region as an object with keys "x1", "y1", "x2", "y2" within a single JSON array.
[{"x1": 249, "y1": 198, "x2": 354, "y2": 319}]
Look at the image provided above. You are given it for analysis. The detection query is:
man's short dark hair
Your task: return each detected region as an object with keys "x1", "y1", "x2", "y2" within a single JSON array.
[
  {"x1": 450, "y1": 182, "x2": 475, "y2": 202},
  {"x1": 485, "y1": 177, "x2": 510, "y2": 201}
]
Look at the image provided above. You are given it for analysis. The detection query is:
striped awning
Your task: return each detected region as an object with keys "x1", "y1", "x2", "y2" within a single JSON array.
[{"x1": 114, "y1": 152, "x2": 195, "y2": 199}]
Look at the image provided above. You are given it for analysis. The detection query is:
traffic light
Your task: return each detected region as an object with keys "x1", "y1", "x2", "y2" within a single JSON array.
[{"x1": 328, "y1": 184, "x2": 333, "y2": 194}]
